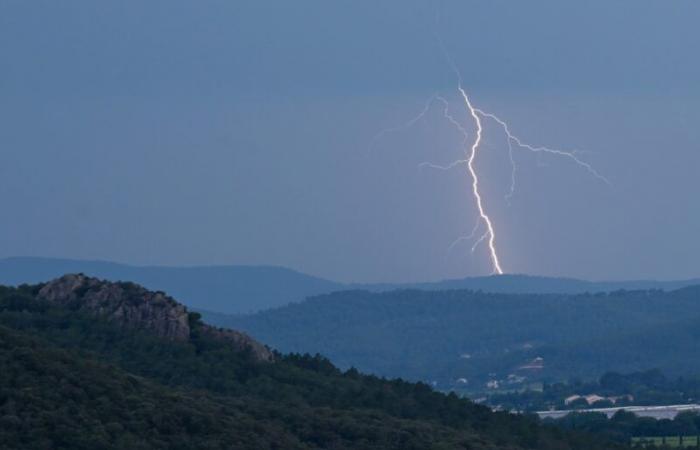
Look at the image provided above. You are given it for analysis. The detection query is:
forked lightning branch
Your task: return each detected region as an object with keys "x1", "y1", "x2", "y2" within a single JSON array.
[{"x1": 371, "y1": 45, "x2": 609, "y2": 275}]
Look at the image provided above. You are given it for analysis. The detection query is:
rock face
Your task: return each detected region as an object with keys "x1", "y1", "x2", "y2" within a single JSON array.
[
  {"x1": 38, "y1": 274, "x2": 274, "y2": 362},
  {"x1": 39, "y1": 274, "x2": 191, "y2": 340}
]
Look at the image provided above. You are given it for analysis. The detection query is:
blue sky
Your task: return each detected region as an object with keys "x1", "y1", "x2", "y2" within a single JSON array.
[{"x1": 1, "y1": 1, "x2": 699, "y2": 282}]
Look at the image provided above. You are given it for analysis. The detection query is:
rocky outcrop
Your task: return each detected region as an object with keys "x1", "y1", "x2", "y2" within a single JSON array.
[
  {"x1": 199, "y1": 326, "x2": 274, "y2": 362},
  {"x1": 37, "y1": 274, "x2": 274, "y2": 362},
  {"x1": 39, "y1": 274, "x2": 191, "y2": 340}
]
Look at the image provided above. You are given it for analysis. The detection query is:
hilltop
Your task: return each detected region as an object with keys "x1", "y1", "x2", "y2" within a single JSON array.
[{"x1": 36, "y1": 274, "x2": 273, "y2": 361}]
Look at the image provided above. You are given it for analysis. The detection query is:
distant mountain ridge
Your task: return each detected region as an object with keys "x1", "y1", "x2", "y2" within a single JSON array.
[
  {"x1": 0, "y1": 257, "x2": 341, "y2": 314},
  {"x1": 1, "y1": 257, "x2": 698, "y2": 314},
  {"x1": 384, "y1": 275, "x2": 700, "y2": 295}
]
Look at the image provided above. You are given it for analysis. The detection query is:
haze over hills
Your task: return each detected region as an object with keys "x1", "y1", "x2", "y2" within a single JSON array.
[
  {"x1": 2, "y1": 257, "x2": 699, "y2": 314},
  {"x1": 0, "y1": 257, "x2": 341, "y2": 314}
]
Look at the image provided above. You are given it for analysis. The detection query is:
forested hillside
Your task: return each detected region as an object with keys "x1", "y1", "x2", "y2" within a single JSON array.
[
  {"x1": 0, "y1": 278, "x2": 618, "y2": 450},
  {"x1": 214, "y1": 287, "x2": 700, "y2": 391}
]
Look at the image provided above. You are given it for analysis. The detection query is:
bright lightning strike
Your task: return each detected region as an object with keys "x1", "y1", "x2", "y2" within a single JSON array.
[
  {"x1": 456, "y1": 84, "x2": 504, "y2": 274},
  {"x1": 370, "y1": 42, "x2": 609, "y2": 275}
]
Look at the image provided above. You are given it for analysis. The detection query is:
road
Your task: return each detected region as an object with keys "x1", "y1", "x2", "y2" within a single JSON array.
[{"x1": 536, "y1": 404, "x2": 700, "y2": 420}]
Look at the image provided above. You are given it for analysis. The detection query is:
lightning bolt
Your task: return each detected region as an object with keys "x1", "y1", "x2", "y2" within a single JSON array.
[
  {"x1": 370, "y1": 39, "x2": 609, "y2": 275},
  {"x1": 473, "y1": 109, "x2": 611, "y2": 186},
  {"x1": 456, "y1": 83, "x2": 504, "y2": 274}
]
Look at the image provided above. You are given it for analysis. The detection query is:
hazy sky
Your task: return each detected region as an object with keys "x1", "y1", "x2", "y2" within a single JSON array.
[{"x1": 1, "y1": 1, "x2": 699, "y2": 283}]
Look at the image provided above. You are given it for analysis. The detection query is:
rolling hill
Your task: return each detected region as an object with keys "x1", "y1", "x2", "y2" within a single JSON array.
[
  {"x1": 212, "y1": 287, "x2": 700, "y2": 393},
  {"x1": 0, "y1": 257, "x2": 342, "y2": 314},
  {"x1": 2, "y1": 257, "x2": 699, "y2": 314}
]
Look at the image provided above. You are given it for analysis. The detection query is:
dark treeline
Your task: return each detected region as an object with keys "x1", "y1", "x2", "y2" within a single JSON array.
[{"x1": 550, "y1": 410, "x2": 700, "y2": 447}]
